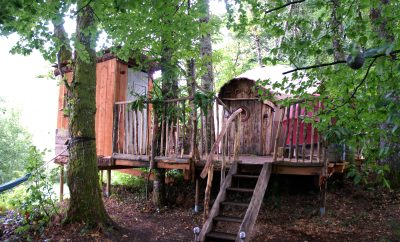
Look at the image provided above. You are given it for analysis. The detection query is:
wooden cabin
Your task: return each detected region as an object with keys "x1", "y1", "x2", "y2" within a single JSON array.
[{"x1": 55, "y1": 53, "x2": 154, "y2": 165}]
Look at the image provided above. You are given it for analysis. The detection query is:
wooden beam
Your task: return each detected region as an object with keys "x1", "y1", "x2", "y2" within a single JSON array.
[
  {"x1": 237, "y1": 163, "x2": 272, "y2": 242},
  {"x1": 272, "y1": 165, "x2": 322, "y2": 176},
  {"x1": 114, "y1": 159, "x2": 149, "y2": 167}
]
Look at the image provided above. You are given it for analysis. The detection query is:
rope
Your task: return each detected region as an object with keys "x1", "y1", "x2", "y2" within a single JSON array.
[{"x1": 0, "y1": 147, "x2": 69, "y2": 194}]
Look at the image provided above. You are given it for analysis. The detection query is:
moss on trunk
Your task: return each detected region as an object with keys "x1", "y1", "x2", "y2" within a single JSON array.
[{"x1": 64, "y1": 3, "x2": 112, "y2": 228}]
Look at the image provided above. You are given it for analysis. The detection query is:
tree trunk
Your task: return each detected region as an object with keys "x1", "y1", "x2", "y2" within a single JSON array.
[
  {"x1": 200, "y1": 0, "x2": 215, "y2": 154},
  {"x1": 65, "y1": 3, "x2": 111, "y2": 228},
  {"x1": 152, "y1": 25, "x2": 179, "y2": 208},
  {"x1": 330, "y1": 0, "x2": 345, "y2": 61},
  {"x1": 254, "y1": 34, "x2": 263, "y2": 66},
  {"x1": 186, "y1": 59, "x2": 199, "y2": 159}
]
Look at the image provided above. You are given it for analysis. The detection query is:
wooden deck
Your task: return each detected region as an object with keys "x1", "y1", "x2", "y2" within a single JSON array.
[{"x1": 97, "y1": 153, "x2": 346, "y2": 177}]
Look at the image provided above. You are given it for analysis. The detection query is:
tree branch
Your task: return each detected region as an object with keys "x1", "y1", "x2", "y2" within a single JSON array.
[
  {"x1": 332, "y1": 57, "x2": 378, "y2": 110},
  {"x1": 283, "y1": 49, "x2": 400, "y2": 75},
  {"x1": 265, "y1": 0, "x2": 306, "y2": 14},
  {"x1": 283, "y1": 60, "x2": 346, "y2": 74},
  {"x1": 75, "y1": 0, "x2": 94, "y2": 16}
]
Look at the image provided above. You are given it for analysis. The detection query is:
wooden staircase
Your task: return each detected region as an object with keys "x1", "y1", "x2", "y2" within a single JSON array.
[{"x1": 199, "y1": 161, "x2": 272, "y2": 242}]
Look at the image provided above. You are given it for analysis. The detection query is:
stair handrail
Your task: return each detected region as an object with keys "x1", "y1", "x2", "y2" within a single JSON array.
[
  {"x1": 199, "y1": 160, "x2": 239, "y2": 242},
  {"x1": 200, "y1": 108, "x2": 243, "y2": 179},
  {"x1": 236, "y1": 163, "x2": 272, "y2": 242}
]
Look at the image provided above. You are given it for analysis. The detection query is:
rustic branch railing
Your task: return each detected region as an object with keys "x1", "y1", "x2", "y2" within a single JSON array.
[
  {"x1": 200, "y1": 108, "x2": 243, "y2": 178},
  {"x1": 273, "y1": 100, "x2": 325, "y2": 163},
  {"x1": 113, "y1": 98, "x2": 217, "y2": 160},
  {"x1": 113, "y1": 101, "x2": 149, "y2": 156}
]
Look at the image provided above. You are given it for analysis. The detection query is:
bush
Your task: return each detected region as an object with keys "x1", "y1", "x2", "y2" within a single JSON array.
[{"x1": 0, "y1": 146, "x2": 59, "y2": 240}]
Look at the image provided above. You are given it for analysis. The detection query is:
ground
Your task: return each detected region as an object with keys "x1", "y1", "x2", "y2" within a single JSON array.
[{"x1": 1, "y1": 179, "x2": 400, "y2": 241}]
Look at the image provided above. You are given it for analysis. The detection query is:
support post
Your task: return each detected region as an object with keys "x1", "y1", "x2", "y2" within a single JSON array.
[
  {"x1": 106, "y1": 169, "x2": 111, "y2": 197},
  {"x1": 59, "y1": 164, "x2": 64, "y2": 202},
  {"x1": 194, "y1": 178, "x2": 199, "y2": 213}
]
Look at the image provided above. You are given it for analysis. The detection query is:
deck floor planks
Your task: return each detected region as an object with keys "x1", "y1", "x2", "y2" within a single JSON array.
[{"x1": 98, "y1": 153, "x2": 344, "y2": 176}]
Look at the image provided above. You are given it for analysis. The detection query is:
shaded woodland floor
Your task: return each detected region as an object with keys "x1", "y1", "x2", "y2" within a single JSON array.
[{"x1": 2, "y1": 179, "x2": 400, "y2": 241}]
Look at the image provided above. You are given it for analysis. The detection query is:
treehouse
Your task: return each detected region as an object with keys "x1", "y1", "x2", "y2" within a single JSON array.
[
  {"x1": 55, "y1": 52, "x2": 155, "y2": 166},
  {"x1": 55, "y1": 62, "x2": 347, "y2": 241}
]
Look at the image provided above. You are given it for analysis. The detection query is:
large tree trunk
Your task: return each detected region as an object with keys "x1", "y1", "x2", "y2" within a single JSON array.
[
  {"x1": 65, "y1": 3, "x2": 111, "y2": 228},
  {"x1": 187, "y1": 59, "x2": 198, "y2": 156},
  {"x1": 152, "y1": 30, "x2": 179, "y2": 208},
  {"x1": 200, "y1": 0, "x2": 215, "y2": 154}
]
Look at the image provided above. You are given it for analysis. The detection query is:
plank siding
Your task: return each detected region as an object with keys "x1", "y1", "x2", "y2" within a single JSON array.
[{"x1": 56, "y1": 72, "x2": 73, "y2": 130}]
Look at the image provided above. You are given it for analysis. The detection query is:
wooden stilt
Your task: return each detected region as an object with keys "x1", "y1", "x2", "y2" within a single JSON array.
[
  {"x1": 195, "y1": 178, "x2": 199, "y2": 213},
  {"x1": 106, "y1": 169, "x2": 111, "y2": 197},
  {"x1": 60, "y1": 164, "x2": 64, "y2": 202}
]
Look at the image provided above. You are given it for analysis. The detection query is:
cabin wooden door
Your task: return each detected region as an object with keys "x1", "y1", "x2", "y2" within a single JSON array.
[{"x1": 228, "y1": 100, "x2": 271, "y2": 155}]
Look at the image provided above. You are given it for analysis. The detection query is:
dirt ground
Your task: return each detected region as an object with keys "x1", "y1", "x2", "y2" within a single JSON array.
[{"x1": 2, "y1": 179, "x2": 400, "y2": 241}]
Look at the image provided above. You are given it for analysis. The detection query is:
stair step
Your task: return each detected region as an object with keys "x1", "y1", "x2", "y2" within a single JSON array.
[
  {"x1": 233, "y1": 174, "x2": 259, "y2": 179},
  {"x1": 221, "y1": 201, "x2": 249, "y2": 207},
  {"x1": 214, "y1": 215, "x2": 242, "y2": 223},
  {"x1": 226, "y1": 187, "x2": 254, "y2": 193},
  {"x1": 206, "y1": 231, "x2": 236, "y2": 241}
]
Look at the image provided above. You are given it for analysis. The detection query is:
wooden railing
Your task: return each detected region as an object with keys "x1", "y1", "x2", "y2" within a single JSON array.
[
  {"x1": 273, "y1": 100, "x2": 325, "y2": 163},
  {"x1": 113, "y1": 101, "x2": 150, "y2": 156},
  {"x1": 113, "y1": 97, "x2": 236, "y2": 161},
  {"x1": 200, "y1": 108, "x2": 243, "y2": 178}
]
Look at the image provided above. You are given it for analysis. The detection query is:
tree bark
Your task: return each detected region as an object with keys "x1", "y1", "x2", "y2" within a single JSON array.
[
  {"x1": 254, "y1": 33, "x2": 263, "y2": 66},
  {"x1": 330, "y1": 0, "x2": 345, "y2": 61},
  {"x1": 152, "y1": 18, "x2": 179, "y2": 207},
  {"x1": 65, "y1": 2, "x2": 111, "y2": 228},
  {"x1": 186, "y1": 59, "x2": 199, "y2": 159},
  {"x1": 200, "y1": 0, "x2": 215, "y2": 154}
]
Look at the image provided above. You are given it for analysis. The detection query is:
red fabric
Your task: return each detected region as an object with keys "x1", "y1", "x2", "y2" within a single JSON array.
[{"x1": 282, "y1": 102, "x2": 320, "y2": 145}]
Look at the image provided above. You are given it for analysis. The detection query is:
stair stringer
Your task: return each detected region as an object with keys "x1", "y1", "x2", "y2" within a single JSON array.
[
  {"x1": 235, "y1": 163, "x2": 272, "y2": 242},
  {"x1": 199, "y1": 160, "x2": 239, "y2": 242}
]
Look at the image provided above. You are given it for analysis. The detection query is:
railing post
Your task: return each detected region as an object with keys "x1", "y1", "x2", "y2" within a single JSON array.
[
  {"x1": 295, "y1": 103, "x2": 301, "y2": 162},
  {"x1": 112, "y1": 104, "x2": 119, "y2": 154},
  {"x1": 289, "y1": 104, "x2": 295, "y2": 161},
  {"x1": 273, "y1": 107, "x2": 285, "y2": 162}
]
